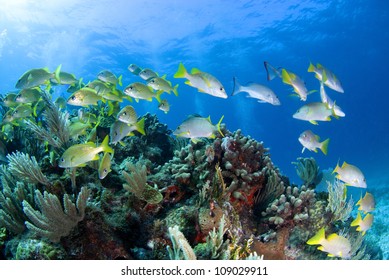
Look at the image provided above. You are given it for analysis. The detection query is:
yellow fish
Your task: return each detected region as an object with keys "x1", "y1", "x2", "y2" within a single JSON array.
[
  {"x1": 174, "y1": 62, "x2": 227, "y2": 99},
  {"x1": 307, "y1": 227, "x2": 351, "y2": 259},
  {"x1": 98, "y1": 152, "x2": 112, "y2": 179},
  {"x1": 333, "y1": 161, "x2": 367, "y2": 188},
  {"x1": 356, "y1": 192, "x2": 375, "y2": 213},
  {"x1": 59, "y1": 135, "x2": 113, "y2": 168},
  {"x1": 351, "y1": 212, "x2": 374, "y2": 236},
  {"x1": 15, "y1": 65, "x2": 61, "y2": 89}
]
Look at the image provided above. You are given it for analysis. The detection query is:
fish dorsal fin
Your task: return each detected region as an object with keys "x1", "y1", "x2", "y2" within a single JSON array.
[
  {"x1": 341, "y1": 161, "x2": 349, "y2": 168},
  {"x1": 191, "y1": 68, "x2": 202, "y2": 75},
  {"x1": 206, "y1": 115, "x2": 212, "y2": 123},
  {"x1": 326, "y1": 233, "x2": 339, "y2": 241},
  {"x1": 161, "y1": 74, "x2": 167, "y2": 79},
  {"x1": 315, "y1": 135, "x2": 320, "y2": 141}
]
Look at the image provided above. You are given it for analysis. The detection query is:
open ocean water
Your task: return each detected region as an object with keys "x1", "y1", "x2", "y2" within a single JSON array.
[{"x1": 0, "y1": 0, "x2": 388, "y2": 260}]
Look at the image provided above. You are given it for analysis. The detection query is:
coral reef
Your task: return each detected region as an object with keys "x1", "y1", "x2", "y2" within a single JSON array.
[{"x1": 0, "y1": 85, "x2": 381, "y2": 260}]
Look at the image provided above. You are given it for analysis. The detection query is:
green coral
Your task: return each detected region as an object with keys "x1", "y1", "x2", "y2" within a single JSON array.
[
  {"x1": 22, "y1": 186, "x2": 90, "y2": 243},
  {"x1": 15, "y1": 239, "x2": 67, "y2": 260},
  {"x1": 292, "y1": 157, "x2": 322, "y2": 187}
]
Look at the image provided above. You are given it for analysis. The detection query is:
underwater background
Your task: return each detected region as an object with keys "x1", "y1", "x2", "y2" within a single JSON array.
[{"x1": 0, "y1": 0, "x2": 388, "y2": 260}]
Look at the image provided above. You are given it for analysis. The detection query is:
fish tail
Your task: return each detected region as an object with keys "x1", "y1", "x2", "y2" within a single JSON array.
[
  {"x1": 54, "y1": 64, "x2": 62, "y2": 84},
  {"x1": 135, "y1": 117, "x2": 146, "y2": 135},
  {"x1": 216, "y1": 115, "x2": 225, "y2": 137},
  {"x1": 118, "y1": 74, "x2": 123, "y2": 87},
  {"x1": 100, "y1": 135, "x2": 114, "y2": 154},
  {"x1": 320, "y1": 138, "x2": 330, "y2": 155},
  {"x1": 306, "y1": 227, "x2": 326, "y2": 245},
  {"x1": 173, "y1": 84, "x2": 179, "y2": 96},
  {"x1": 281, "y1": 69, "x2": 292, "y2": 85},
  {"x1": 351, "y1": 212, "x2": 362, "y2": 227},
  {"x1": 307, "y1": 62, "x2": 316, "y2": 73},
  {"x1": 231, "y1": 77, "x2": 241, "y2": 96},
  {"x1": 173, "y1": 62, "x2": 187, "y2": 78},
  {"x1": 264, "y1": 61, "x2": 281, "y2": 81}
]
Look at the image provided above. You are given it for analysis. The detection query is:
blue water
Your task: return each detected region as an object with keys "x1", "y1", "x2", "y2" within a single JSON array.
[{"x1": 0, "y1": 0, "x2": 388, "y2": 258}]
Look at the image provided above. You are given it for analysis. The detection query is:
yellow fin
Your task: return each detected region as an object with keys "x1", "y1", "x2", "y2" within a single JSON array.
[
  {"x1": 173, "y1": 62, "x2": 187, "y2": 78},
  {"x1": 307, "y1": 62, "x2": 316, "y2": 73},
  {"x1": 320, "y1": 138, "x2": 330, "y2": 156},
  {"x1": 307, "y1": 227, "x2": 326, "y2": 245},
  {"x1": 190, "y1": 68, "x2": 202, "y2": 74},
  {"x1": 351, "y1": 212, "x2": 362, "y2": 227}
]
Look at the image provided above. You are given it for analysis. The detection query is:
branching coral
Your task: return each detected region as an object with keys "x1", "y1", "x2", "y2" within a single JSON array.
[
  {"x1": 25, "y1": 90, "x2": 71, "y2": 152},
  {"x1": 7, "y1": 151, "x2": 52, "y2": 187},
  {"x1": 122, "y1": 162, "x2": 163, "y2": 204},
  {"x1": 0, "y1": 181, "x2": 35, "y2": 234},
  {"x1": 167, "y1": 225, "x2": 196, "y2": 260},
  {"x1": 22, "y1": 186, "x2": 90, "y2": 243},
  {"x1": 326, "y1": 180, "x2": 353, "y2": 223},
  {"x1": 204, "y1": 214, "x2": 230, "y2": 259},
  {"x1": 261, "y1": 185, "x2": 316, "y2": 227}
]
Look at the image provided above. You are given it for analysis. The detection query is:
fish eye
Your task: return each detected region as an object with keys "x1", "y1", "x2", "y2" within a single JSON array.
[
  {"x1": 220, "y1": 87, "x2": 224, "y2": 91},
  {"x1": 104, "y1": 168, "x2": 107, "y2": 174},
  {"x1": 115, "y1": 132, "x2": 118, "y2": 136},
  {"x1": 123, "y1": 112, "x2": 127, "y2": 115},
  {"x1": 129, "y1": 86, "x2": 133, "y2": 90},
  {"x1": 60, "y1": 158, "x2": 65, "y2": 162},
  {"x1": 71, "y1": 96, "x2": 76, "y2": 100}
]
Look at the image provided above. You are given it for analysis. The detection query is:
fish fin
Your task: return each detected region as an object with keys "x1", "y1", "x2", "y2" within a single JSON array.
[
  {"x1": 135, "y1": 117, "x2": 146, "y2": 135},
  {"x1": 118, "y1": 74, "x2": 123, "y2": 87},
  {"x1": 326, "y1": 233, "x2": 339, "y2": 241},
  {"x1": 155, "y1": 90, "x2": 163, "y2": 103},
  {"x1": 100, "y1": 135, "x2": 114, "y2": 154},
  {"x1": 313, "y1": 148, "x2": 318, "y2": 153},
  {"x1": 216, "y1": 115, "x2": 225, "y2": 137},
  {"x1": 92, "y1": 154, "x2": 100, "y2": 161},
  {"x1": 322, "y1": 69, "x2": 328, "y2": 83},
  {"x1": 184, "y1": 80, "x2": 193, "y2": 87},
  {"x1": 341, "y1": 161, "x2": 349, "y2": 168},
  {"x1": 190, "y1": 68, "x2": 202, "y2": 74},
  {"x1": 307, "y1": 62, "x2": 316, "y2": 73},
  {"x1": 173, "y1": 84, "x2": 179, "y2": 96},
  {"x1": 281, "y1": 69, "x2": 292, "y2": 85},
  {"x1": 264, "y1": 61, "x2": 281, "y2": 80},
  {"x1": 309, "y1": 120, "x2": 318, "y2": 125},
  {"x1": 351, "y1": 212, "x2": 362, "y2": 227},
  {"x1": 54, "y1": 64, "x2": 62, "y2": 84},
  {"x1": 320, "y1": 138, "x2": 330, "y2": 155},
  {"x1": 308, "y1": 89, "x2": 317, "y2": 95},
  {"x1": 327, "y1": 253, "x2": 335, "y2": 257},
  {"x1": 173, "y1": 62, "x2": 187, "y2": 78},
  {"x1": 119, "y1": 141, "x2": 126, "y2": 147},
  {"x1": 307, "y1": 227, "x2": 326, "y2": 245},
  {"x1": 231, "y1": 76, "x2": 241, "y2": 96},
  {"x1": 301, "y1": 147, "x2": 305, "y2": 153},
  {"x1": 135, "y1": 98, "x2": 139, "y2": 103},
  {"x1": 123, "y1": 95, "x2": 133, "y2": 103}
]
